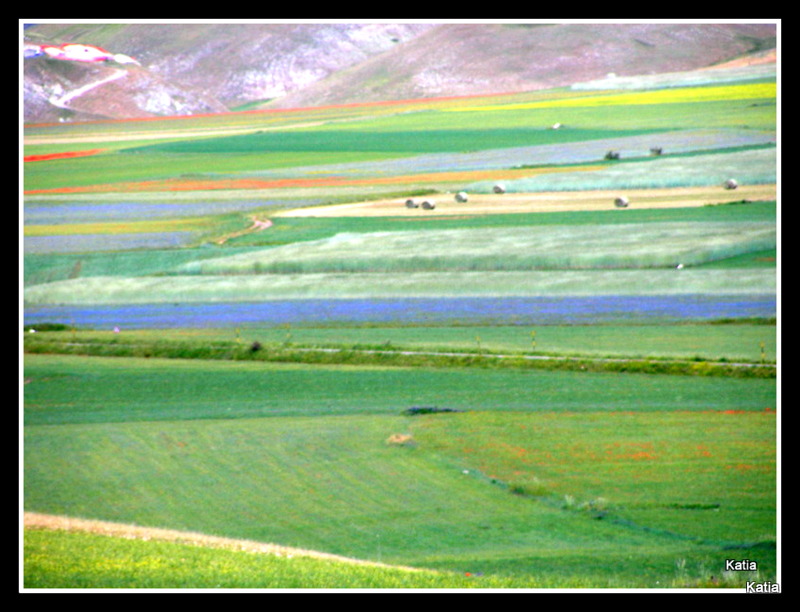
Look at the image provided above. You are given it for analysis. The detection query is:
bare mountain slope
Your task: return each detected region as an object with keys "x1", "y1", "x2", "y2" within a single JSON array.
[
  {"x1": 23, "y1": 54, "x2": 229, "y2": 123},
  {"x1": 23, "y1": 22, "x2": 776, "y2": 123},
  {"x1": 267, "y1": 23, "x2": 777, "y2": 109},
  {"x1": 23, "y1": 22, "x2": 436, "y2": 122}
]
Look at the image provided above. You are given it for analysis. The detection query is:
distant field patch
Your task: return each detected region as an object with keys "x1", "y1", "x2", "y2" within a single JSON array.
[
  {"x1": 24, "y1": 232, "x2": 200, "y2": 254},
  {"x1": 317, "y1": 165, "x2": 605, "y2": 186},
  {"x1": 23, "y1": 294, "x2": 777, "y2": 329},
  {"x1": 23, "y1": 270, "x2": 776, "y2": 307},
  {"x1": 127, "y1": 127, "x2": 642, "y2": 156},
  {"x1": 280, "y1": 184, "x2": 777, "y2": 217},
  {"x1": 24, "y1": 149, "x2": 107, "y2": 162},
  {"x1": 24, "y1": 217, "x2": 213, "y2": 237},
  {"x1": 450, "y1": 83, "x2": 777, "y2": 112},
  {"x1": 476, "y1": 149, "x2": 775, "y2": 193},
  {"x1": 24, "y1": 177, "x2": 309, "y2": 195},
  {"x1": 180, "y1": 221, "x2": 775, "y2": 275},
  {"x1": 24, "y1": 165, "x2": 607, "y2": 196}
]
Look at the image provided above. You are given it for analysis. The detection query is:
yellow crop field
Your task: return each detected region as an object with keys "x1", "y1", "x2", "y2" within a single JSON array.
[
  {"x1": 24, "y1": 217, "x2": 213, "y2": 237},
  {"x1": 448, "y1": 82, "x2": 777, "y2": 112}
]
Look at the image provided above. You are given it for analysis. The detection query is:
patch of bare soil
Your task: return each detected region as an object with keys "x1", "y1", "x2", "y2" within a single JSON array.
[
  {"x1": 23, "y1": 512, "x2": 423, "y2": 572},
  {"x1": 275, "y1": 184, "x2": 777, "y2": 218}
]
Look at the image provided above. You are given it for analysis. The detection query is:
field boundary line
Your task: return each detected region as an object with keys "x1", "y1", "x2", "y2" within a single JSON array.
[
  {"x1": 23, "y1": 339, "x2": 777, "y2": 376},
  {"x1": 290, "y1": 346, "x2": 775, "y2": 369}
]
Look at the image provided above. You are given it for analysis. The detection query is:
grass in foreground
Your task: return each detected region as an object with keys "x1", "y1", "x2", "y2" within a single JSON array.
[
  {"x1": 23, "y1": 350, "x2": 776, "y2": 586},
  {"x1": 25, "y1": 526, "x2": 768, "y2": 589},
  {"x1": 23, "y1": 528, "x2": 529, "y2": 589}
]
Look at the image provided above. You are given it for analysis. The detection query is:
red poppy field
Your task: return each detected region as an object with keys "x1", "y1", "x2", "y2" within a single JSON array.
[{"x1": 24, "y1": 148, "x2": 107, "y2": 163}]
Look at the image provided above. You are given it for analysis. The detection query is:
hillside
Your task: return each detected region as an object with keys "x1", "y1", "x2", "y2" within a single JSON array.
[
  {"x1": 22, "y1": 22, "x2": 435, "y2": 122},
  {"x1": 267, "y1": 23, "x2": 778, "y2": 109},
  {"x1": 22, "y1": 22, "x2": 776, "y2": 123}
]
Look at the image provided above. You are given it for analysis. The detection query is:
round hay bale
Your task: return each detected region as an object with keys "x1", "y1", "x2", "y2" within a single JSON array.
[
  {"x1": 455, "y1": 191, "x2": 468, "y2": 203},
  {"x1": 493, "y1": 183, "x2": 506, "y2": 194},
  {"x1": 724, "y1": 178, "x2": 739, "y2": 190},
  {"x1": 405, "y1": 198, "x2": 419, "y2": 208},
  {"x1": 614, "y1": 196, "x2": 629, "y2": 208},
  {"x1": 421, "y1": 199, "x2": 436, "y2": 210}
]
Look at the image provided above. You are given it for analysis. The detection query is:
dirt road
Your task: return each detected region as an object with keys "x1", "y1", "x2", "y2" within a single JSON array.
[{"x1": 215, "y1": 216, "x2": 273, "y2": 244}]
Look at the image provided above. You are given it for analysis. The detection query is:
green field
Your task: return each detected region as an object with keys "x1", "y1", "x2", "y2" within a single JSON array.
[
  {"x1": 23, "y1": 528, "x2": 545, "y2": 589},
  {"x1": 24, "y1": 351, "x2": 776, "y2": 588},
  {"x1": 23, "y1": 72, "x2": 778, "y2": 590}
]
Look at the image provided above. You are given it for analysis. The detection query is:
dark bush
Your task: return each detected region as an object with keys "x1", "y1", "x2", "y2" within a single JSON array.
[
  {"x1": 24, "y1": 323, "x2": 75, "y2": 332},
  {"x1": 403, "y1": 406, "x2": 464, "y2": 416}
]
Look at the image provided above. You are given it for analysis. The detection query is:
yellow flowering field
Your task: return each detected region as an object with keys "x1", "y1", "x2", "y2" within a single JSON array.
[{"x1": 449, "y1": 82, "x2": 776, "y2": 112}]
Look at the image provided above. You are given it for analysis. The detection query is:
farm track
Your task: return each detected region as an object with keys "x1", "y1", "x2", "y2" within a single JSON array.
[
  {"x1": 276, "y1": 184, "x2": 777, "y2": 217},
  {"x1": 23, "y1": 512, "x2": 426, "y2": 572},
  {"x1": 215, "y1": 215, "x2": 273, "y2": 244},
  {"x1": 47, "y1": 69, "x2": 129, "y2": 110}
]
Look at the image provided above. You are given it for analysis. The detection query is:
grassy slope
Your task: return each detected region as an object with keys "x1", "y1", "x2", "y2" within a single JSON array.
[
  {"x1": 23, "y1": 528, "x2": 540, "y2": 589},
  {"x1": 23, "y1": 352, "x2": 776, "y2": 586}
]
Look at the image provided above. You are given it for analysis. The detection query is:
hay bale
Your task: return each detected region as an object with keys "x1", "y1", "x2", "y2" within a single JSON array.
[
  {"x1": 550, "y1": 122, "x2": 563, "y2": 130},
  {"x1": 421, "y1": 199, "x2": 436, "y2": 210},
  {"x1": 614, "y1": 196, "x2": 629, "y2": 208},
  {"x1": 493, "y1": 183, "x2": 506, "y2": 194},
  {"x1": 724, "y1": 178, "x2": 739, "y2": 190},
  {"x1": 405, "y1": 198, "x2": 419, "y2": 208},
  {"x1": 386, "y1": 433, "x2": 415, "y2": 446},
  {"x1": 455, "y1": 191, "x2": 469, "y2": 203}
]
